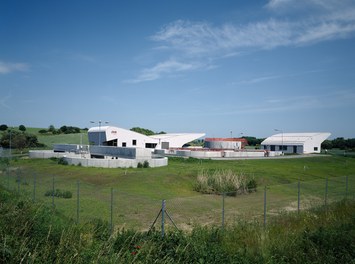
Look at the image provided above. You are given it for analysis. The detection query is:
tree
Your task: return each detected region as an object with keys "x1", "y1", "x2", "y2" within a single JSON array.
[
  {"x1": 321, "y1": 140, "x2": 333, "y2": 150},
  {"x1": 48, "y1": 125, "x2": 56, "y2": 133},
  {"x1": 130, "y1": 127, "x2": 155, "y2": 136},
  {"x1": 12, "y1": 133, "x2": 27, "y2": 151},
  {"x1": 0, "y1": 124, "x2": 8, "y2": 131},
  {"x1": 60, "y1": 126, "x2": 68, "y2": 133},
  {"x1": 0, "y1": 131, "x2": 44, "y2": 149},
  {"x1": 332, "y1": 137, "x2": 346, "y2": 149},
  {"x1": 19, "y1": 125, "x2": 26, "y2": 132}
]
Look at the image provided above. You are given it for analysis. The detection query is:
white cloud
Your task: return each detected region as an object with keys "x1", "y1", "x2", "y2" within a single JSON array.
[
  {"x1": 130, "y1": 1, "x2": 355, "y2": 83},
  {"x1": 152, "y1": 11, "x2": 355, "y2": 55},
  {"x1": 127, "y1": 59, "x2": 202, "y2": 83},
  {"x1": 0, "y1": 61, "x2": 29, "y2": 74},
  {"x1": 0, "y1": 94, "x2": 12, "y2": 109},
  {"x1": 265, "y1": 0, "x2": 351, "y2": 11}
]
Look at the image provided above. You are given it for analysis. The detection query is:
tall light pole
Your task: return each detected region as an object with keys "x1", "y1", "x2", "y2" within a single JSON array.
[
  {"x1": 90, "y1": 120, "x2": 109, "y2": 146},
  {"x1": 274, "y1": 129, "x2": 283, "y2": 155}
]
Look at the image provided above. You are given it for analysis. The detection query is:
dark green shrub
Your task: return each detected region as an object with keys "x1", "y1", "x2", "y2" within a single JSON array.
[
  {"x1": 143, "y1": 160, "x2": 149, "y2": 168},
  {"x1": 49, "y1": 157, "x2": 58, "y2": 162},
  {"x1": 44, "y1": 189, "x2": 72, "y2": 199},
  {"x1": 137, "y1": 162, "x2": 143, "y2": 168},
  {"x1": 38, "y1": 129, "x2": 48, "y2": 134},
  {"x1": 58, "y1": 157, "x2": 68, "y2": 165},
  {"x1": 247, "y1": 178, "x2": 257, "y2": 192}
]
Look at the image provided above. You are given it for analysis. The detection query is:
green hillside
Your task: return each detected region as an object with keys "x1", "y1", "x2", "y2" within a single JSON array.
[{"x1": 26, "y1": 127, "x2": 89, "y2": 149}]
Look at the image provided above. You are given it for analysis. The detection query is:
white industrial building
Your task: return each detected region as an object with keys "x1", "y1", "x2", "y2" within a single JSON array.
[
  {"x1": 261, "y1": 132, "x2": 331, "y2": 154},
  {"x1": 88, "y1": 126, "x2": 205, "y2": 150}
]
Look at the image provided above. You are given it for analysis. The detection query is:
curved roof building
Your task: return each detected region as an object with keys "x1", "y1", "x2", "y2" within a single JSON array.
[
  {"x1": 261, "y1": 132, "x2": 331, "y2": 154},
  {"x1": 88, "y1": 126, "x2": 205, "y2": 150}
]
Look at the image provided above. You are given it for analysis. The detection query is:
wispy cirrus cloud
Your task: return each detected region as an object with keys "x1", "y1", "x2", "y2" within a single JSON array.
[
  {"x1": 152, "y1": 10, "x2": 355, "y2": 55},
  {"x1": 205, "y1": 89, "x2": 355, "y2": 116},
  {"x1": 126, "y1": 59, "x2": 203, "y2": 83},
  {"x1": 234, "y1": 69, "x2": 326, "y2": 85},
  {"x1": 0, "y1": 94, "x2": 12, "y2": 109},
  {"x1": 130, "y1": 1, "x2": 355, "y2": 83},
  {"x1": 0, "y1": 61, "x2": 29, "y2": 74}
]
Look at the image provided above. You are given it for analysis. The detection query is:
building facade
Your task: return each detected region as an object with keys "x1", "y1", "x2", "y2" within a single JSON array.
[
  {"x1": 88, "y1": 126, "x2": 205, "y2": 150},
  {"x1": 261, "y1": 132, "x2": 331, "y2": 154}
]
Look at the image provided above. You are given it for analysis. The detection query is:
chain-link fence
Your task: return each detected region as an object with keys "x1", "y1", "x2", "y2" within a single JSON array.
[{"x1": 0, "y1": 165, "x2": 354, "y2": 235}]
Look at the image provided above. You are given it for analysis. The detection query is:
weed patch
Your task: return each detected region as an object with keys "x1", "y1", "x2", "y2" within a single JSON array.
[{"x1": 194, "y1": 169, "x2": 257, "y2": 195}]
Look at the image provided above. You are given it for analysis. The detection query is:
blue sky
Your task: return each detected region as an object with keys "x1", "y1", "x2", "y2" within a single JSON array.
[{"x1": 1, "y1": 0, "x2": 355, "y2": 138}]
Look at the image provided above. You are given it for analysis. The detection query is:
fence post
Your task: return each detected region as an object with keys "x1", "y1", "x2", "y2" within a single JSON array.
[
  {"x1": 52, "y1": 175, "x2": 55, "y2": 208},
  {"x1": 110, "y1": 188, "x2": 113, "y2": 234},
  {"x1": 345, "y1": 176, "x2": 348, "y2": 199},
  {"x1": 33, "y1": 172, "x2": 36, "y2": 202},
  {"x1": 222, "y1": 192, "x2": 225, "y2": 230},
  {"x1": 17, "y1": 171, "x2": 20, "y2": 193},
  {"x1": 263, "y1": 186, "x2": 267, "y2": 229},
  {"x1": 297, "y1": 179, "x2": 300, "y2": 214},
  {"x1": 7, "y1": 166, "x2": 10, "y2": 190},
  {"x1": 325, "y1": 177, "x2": 328, "y2": 207},
  {"x1": 77, "y1": 180, "x2": 80, "y2": 224},
  {"x1": 161, "y1": 200, "x2": 166, "y2": 238}
]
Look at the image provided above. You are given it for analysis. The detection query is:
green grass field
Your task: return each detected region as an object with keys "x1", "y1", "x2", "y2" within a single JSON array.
[
  {"x1": 1, "y1": 155, "x2": 354, "y2": 231},
  {"x1": 24, "y1": 127, "x2": 89, "y2": 149}
]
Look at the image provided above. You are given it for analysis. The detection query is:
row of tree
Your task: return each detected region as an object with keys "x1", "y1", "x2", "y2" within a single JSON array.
[
  {"x1": 0, "y1": 130, "x2": 45, "y2": 150},
  {"x1": 39, "y1": 125, "x2": 83, "y2": 135},
  {"x1": 321, "y1": 138, "x2": 355, "y2": 150},
  {"x1": 241, "y1": 136, "x2": 265, "y2": 146},
  {"x1": 130, "y1": 127, "x2": 166, "y2": 136},
  {"x1": 0, "y1": 124, "x2": 27, "y2": 132}
]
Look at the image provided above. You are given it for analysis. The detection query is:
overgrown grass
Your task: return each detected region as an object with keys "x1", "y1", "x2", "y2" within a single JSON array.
[
  {"x1": 1, "y1": 185, "x2": 354, "y2": 263},
  {"x1": 194, "y1": 169, "x2": 256, "y2": 195},
  {"x1": 1, "y1": 156, "x2": 355, "y2": 230}
]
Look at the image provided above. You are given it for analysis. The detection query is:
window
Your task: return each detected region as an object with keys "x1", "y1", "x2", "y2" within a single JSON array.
[
  {"x1": 122, "y1": 142, "x2": 126, "y2": 147},
  {"x1": 314, "y1": 147, "x2": 318, "y2": 151},
  {"x1": 132, "y1": 139, "x2": 137, "y2": 146},
  {"x1": 145, "y1": 143, "x2": 157, "y2": 149}
]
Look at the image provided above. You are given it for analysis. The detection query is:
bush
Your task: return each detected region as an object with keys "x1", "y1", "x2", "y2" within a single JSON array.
[
  {"x1": 38, "y1": 129, "x2": 48, "y2": 134},
  {"x1": 0, "y1": 124, "x2": 8, "y2": 131},
  {"x1": 194, "y1": 169, "x2": 257, "y2": 195},
  {"x1": 19, "y1": 125, "x2": 26, "y2": 132},
  {"x1": 143, "y1": 160, "x2": 149, "y2": 168},
  {"x1": 44, "y1": 189, "x2": 72, "y2": 199},
  {"x1": 58, "y1": 157, "x2": 68, "y2": 165},
  {"x1": 247, "y1": 178, "x2": 257, "y2": 192},
  {"x1": 137, "y1": 162, "x2": 143, "y2": 168}
]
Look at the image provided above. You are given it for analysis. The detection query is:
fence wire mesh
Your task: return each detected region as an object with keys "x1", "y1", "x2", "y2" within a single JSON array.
[{"x1": 0, "y1": 165, "x2": 354, "y2": 232}]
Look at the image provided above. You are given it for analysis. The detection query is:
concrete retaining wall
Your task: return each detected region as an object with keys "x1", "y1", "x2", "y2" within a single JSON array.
[
  {"x1": 155, "y1": 148, "x2": 280, "y2": 159},
  {"x1": 29, "y1": 150, "x2": 78, "y2": 159},
  {"x1": 29, "y1": 150, "x2": 167, "y2": 168},
  {"x1": 66, "y1": 156, "x2": 168, "y2": 168}
]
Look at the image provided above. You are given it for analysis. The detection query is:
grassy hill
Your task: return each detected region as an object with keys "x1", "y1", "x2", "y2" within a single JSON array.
[{"x1": 25, "y1": 127, "x2": 89, "y2": 149}]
